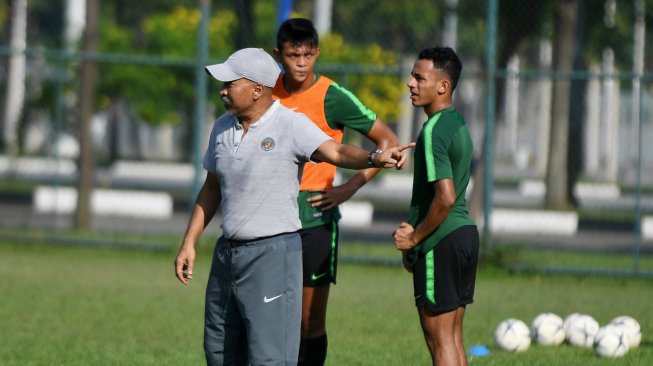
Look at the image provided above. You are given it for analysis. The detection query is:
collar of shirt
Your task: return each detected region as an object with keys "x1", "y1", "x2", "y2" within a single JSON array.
[{"x1": 234, "y1": 100, "x2": 281, "y2": 132}]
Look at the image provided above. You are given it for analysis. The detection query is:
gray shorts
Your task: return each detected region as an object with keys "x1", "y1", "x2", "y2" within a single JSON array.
[{"x1": 204, "y1": 232, "x2": 302, "y2": 366}]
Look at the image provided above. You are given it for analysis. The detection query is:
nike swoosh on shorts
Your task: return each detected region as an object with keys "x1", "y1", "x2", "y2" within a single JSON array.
[{"x1": 311, "y1": 272, "x2": 328, "y2": 280}]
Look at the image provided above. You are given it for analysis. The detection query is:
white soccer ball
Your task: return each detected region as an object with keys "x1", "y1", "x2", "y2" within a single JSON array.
[
  {"x1": 495, "y1": 318, "x2": 531, "y2": 352},
  {"x1": 610, "y1": 315, "x2": 641, "y2": 348},
  {"x1": 594, "y1": 325, "x2": 629, "y2": 357},
  {"x1": 563, "y1": 312, "x2": 582, "y2": 332},
  {"x1": 565, "y1": 314, "x2": 600, "y2": 347},
  {"x1": 531, "y1": 312, "x2": 566, "y2": 346}
]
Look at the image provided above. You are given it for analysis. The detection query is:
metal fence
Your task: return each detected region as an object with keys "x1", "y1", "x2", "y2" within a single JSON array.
[{"x1": 0, "y1": 0, "x2": 651, "y2": 276}]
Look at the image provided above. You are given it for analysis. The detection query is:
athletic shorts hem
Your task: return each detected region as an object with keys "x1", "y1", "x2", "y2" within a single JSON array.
[{"x1": 417, "y1": 299, "x2": 474, "y2": 315}]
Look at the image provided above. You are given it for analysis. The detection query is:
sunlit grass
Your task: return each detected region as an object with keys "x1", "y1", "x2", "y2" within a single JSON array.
[{"x1": 1, "y1": 241, "x2": 651, "y2": 365}]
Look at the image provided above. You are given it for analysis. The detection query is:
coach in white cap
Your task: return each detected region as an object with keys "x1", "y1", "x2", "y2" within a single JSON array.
[{"x1": 175, "y1": 47, "x2": 414, "y2": 366}]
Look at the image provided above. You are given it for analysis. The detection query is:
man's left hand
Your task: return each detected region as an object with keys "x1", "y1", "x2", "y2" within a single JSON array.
[
  {"x1": 308, "y1": 183, "x2": 357, "y2": 211},
  {"x1": 393, "y1": 221, "x2": 416, "y2": 251}
]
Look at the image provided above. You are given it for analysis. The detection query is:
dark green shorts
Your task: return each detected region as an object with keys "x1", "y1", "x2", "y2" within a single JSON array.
[
  {"x1": 300, "y1": 221, "x2": 339, "y2": 286},
  {"x1": 413, "y1": 225, "x2": 479, "y2": 314}
]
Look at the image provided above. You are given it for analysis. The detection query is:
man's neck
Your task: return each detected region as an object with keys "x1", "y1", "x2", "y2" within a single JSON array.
[
  {"x1": 283, "y1": 72, "x2": 317, "y2": 94},
  {"x1": 425, "y1": 100, "x2": 452, "y2": 118},
  {"x1": 237, "y1": 99, "x2": 275, "y2": 132}
]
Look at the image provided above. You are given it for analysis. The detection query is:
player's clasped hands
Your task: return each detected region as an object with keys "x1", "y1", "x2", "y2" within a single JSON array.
[
  {"x1": 393, "y1": 221, "x2": 416, "y2": 251},
  {"x1": 372, "y1": 142, "x2": 416, "y2": 169}
]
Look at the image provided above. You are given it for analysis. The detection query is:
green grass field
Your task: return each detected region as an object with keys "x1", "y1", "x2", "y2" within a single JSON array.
[{"x1": 0, "y1": 240, "x2": 651, "y2": 365}]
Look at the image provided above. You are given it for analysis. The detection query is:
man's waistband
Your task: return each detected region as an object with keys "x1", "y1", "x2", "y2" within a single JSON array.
[{"x1": 223, "y1": 232, "x2": 297, "y2": 248}]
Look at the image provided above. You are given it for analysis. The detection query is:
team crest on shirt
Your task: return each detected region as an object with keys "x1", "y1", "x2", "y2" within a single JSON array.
[{"x1": 260, "y1": 137, "x2": 275, "y2": 151}]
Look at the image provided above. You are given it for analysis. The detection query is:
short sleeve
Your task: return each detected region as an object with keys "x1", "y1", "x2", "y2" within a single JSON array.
[
  {"x1": 291, "y1": 113, "x2": 332, "y2": 161},
  {"x1": 324, "y1": 83, "x2": 377, "y2": 134},
  {"x1": 430, "y1": 131, "x2": 452, "y2": 181},
  {"x1": 202, "y1": 125, "x2": 217, "y2": 174}
]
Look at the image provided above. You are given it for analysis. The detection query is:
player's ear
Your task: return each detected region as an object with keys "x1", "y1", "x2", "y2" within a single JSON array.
[
  {"x1": 439, "y1": 80, "x2": 450, "y2": 95},
  {"x1": 273, "y1": 48, "x2": 280, "y2": 58},
  {"x1": 315, "y1": 47, "x2": 321, "y2": 58}
]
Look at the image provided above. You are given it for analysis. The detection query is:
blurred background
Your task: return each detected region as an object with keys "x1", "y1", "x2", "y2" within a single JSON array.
[{"x1": 0, "y1": 0, "x2": 652, "y2": 276}]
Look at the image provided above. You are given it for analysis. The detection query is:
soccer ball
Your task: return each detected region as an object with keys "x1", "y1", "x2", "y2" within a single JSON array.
[
  {"x1": 565, "y1": 314, "x2": 600, "y2": 347},
  {"x1": 610, "y1": 315, "x2": 641, "y2": 348},
  {"x1": 563, "y1": 312, "x2": 582, "y2": 332},
  {"x1": 594, "y1": 325, "x2": 629, "y2": 357},
  {"x1": 531, "y1": 312, "x2": 566, "y2": 346},
  {"x1": 495, "y1": 318, "x2": 531, "y2": 352}
]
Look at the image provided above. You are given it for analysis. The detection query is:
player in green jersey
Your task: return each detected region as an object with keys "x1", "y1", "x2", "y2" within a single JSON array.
[{"x1": 393, "y1": 47, "x2": 479, "y2": 366}]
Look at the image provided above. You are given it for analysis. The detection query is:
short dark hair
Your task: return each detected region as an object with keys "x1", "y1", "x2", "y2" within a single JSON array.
[
  {"x1": 276, "y1": 18, "x2": 319, "y2": 51},
  {"x1": 418, "y1": 47, "x2": 462, "y2": 91}
]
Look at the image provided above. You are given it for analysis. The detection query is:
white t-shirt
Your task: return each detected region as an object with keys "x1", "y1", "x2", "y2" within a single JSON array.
[{"x1": 203, "y1": 101, "x2": 331, "y2": 240}]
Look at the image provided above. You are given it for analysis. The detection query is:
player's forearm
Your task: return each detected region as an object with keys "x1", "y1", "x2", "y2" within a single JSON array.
[
  {"x1": 343, "y1": 171, "x2": 370, "y2": 192},
  {"x1": 368, "y1": 118, "x2": 399, "y2": 152},
  {"x1": 410, "y1": 179, "x2": 456, "y2": 245},
  {"x1": 411, "y1": 199, "x2": 452, "y2": 245}
]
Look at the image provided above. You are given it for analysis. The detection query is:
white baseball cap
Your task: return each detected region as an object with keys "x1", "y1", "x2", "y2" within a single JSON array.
[{"x1": 205, "y1": 48, "x2": 280, "y2": 88}]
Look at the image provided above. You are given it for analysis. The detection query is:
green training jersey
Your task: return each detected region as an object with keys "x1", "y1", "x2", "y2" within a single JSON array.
[
  {"x1": 283, "y1": 76, "x2": 376, "y2": 229},
  {"x1": 408, "y1": 106, "x2": 475, "y2": 255}
]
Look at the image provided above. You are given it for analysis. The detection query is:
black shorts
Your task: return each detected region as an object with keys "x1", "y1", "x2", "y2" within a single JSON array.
[
  {"x1": 413, "y1": 225, "x2": 479, "y2": 314},
  {"x1": 299, "y1": 220, "x2": 339, "y2": 286}
]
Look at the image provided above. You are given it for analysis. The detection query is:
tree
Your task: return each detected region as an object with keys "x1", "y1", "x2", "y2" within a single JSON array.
[
  {"x1": 466, "y1": 0, "x2": 551, "y2": 221},
  {"x1": 75, "y1": 0, "x2": 98, "y2": 231},
  {"x1": 317, "y1": 33, "x2": 403, "y2": 123},
  {"x1": 320, "y1": 0, "x2": 442, "y2": 54},
  {"x1": 545, "y1": 0, "x2": 579, "y2": 210},
  {"x1": 95, "y1": 6, "x2": 236, "y2": 160}
]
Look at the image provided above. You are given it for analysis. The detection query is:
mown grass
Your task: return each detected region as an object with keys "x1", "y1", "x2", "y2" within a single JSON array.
[{"x1": 0, "y1": 240, "x2": 651, "y2": 365}]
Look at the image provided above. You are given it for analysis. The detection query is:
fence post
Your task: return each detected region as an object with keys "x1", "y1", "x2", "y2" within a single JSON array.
[
  {"x1": 192, "y1": 0, "x2": 210, "y2": 202},
  {"x1": 482, "y1": 0, "x2": 498, "y2": 252},
  {"x1": 633, "y1": 82, "x2": 643, "y2": 275},
  {"x1": 632, "y1": 0, "x2": 645, "y2": 275}
]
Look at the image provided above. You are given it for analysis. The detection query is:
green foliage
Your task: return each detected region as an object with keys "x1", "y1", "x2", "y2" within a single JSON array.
[
  {"x1": 0, "y1": 3, "x2": 8, "y2": 36},
  {"x1": 92, "y1": 2, "x2": 418, "y2": 127},
  {"x1": 327, "y1": 0, "x2": 442, "y2": 54},
  {"x1": 319, "y1": 34, "x2": 404, "y2": 123},
  {"x1": 25, "y1": 0, "x2": 64, "y2": 47},
  {"x1": 584, "y1": 0, "x2": 652, "y2": 68},
  {"x1": 252, "y1": 0, "x2": 278, "y2": 49},
  {"x1": 455, "y1": 14, "x2": 487, "y2": 60},
  {"x1": 97, "y1": 6, "x2": 237, "y2": 125}
]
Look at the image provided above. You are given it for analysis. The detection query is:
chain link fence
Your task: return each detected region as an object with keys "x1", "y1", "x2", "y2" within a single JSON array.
[{"x1": 0, "y1": 0, "x2": 651, "y2": 275}]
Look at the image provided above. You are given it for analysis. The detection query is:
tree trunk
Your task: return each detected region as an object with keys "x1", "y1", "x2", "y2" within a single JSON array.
[
  {"x1": 75, "y1": 0, "x2": 98, "y2": 231},
  {"x1": 567, "y1": 0, "x2": 587, "y2": 207},
  {"x1": 545, "y1": 0, "x2": 578, "y2": 209}
]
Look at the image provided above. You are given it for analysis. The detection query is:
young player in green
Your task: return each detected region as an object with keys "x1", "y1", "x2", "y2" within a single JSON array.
[
  {"x1": 273, "y1": 18, "x2": 399, "y2": 366},
  {"x1": 393, "y1": 47, "x2": 479, "y2": 366}
]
